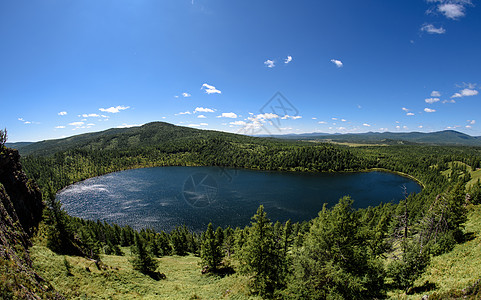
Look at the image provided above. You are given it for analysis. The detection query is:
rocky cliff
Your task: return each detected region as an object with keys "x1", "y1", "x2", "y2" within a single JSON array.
[{"x1": 0, "y1": 147, "x2": 62, "y2": 299}]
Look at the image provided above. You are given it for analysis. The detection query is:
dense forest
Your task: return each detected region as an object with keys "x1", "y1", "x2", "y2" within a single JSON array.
[{"x1": 5, "y1": 124, "x2": 481, "y2": 298}]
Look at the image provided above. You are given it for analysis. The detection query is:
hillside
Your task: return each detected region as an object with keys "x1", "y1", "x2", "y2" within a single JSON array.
[
  {"x1": 0, "y1": 147, "x2": 61, "y2": 299},
  {"x1": 267, "y1": 130, "x2": 481, "y2": 146},
  {"x1": 18, "y1": 122, "x2": 277, "y2": 156}
]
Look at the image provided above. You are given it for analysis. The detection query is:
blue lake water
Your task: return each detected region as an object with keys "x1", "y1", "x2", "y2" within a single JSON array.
[{"x1": 57, "y1": 167, "x2": 421, "y2": 232}]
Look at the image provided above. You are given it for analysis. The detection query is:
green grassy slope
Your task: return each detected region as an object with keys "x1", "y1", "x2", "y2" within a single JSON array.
[{"x1": 31, "y1": 245, "x2": 258, "y2": 299}]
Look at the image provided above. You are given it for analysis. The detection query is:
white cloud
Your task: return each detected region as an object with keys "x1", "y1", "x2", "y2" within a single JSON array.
[
  {"x1": 281, "y1": 115, "x2": 302, "y2": 120},
  {"x1": 197, "y1": 114, "x2": 207, "y2": 118},
  {"x1": 330, "y1": 59, "x2": 343, "y2": 68},
  {"x1": 82, "y1": 113, "x2": 100, "y2": 118},
  {"x1": 200, "y1": 123, "x2": 208, "y2": 126},
  {"x1": 421, "y1": 24, "x2": 446, "y2": 34},
  {"x1": 177, "y1": 111, "x2": 191, "y2": 115},
  {"x1": 55, "y1": 125, "x2": 66, "y2": 129},
  {"x1": 116, "y1": 123, "x2": 142, "y2": 128},
  {"x1": 284, "y1": 56, "x2": 292, "y2": 64},
  {"x1": 402, "y1": 107, "x2": 410, "y2": 112},
  {"x1": 341, "y1": 119, "x2": 347, "y2": 122},
  {"x1": 182, "y1": 92, "x2": 191, "y2": 98},
  {"x1": 312, "y1": 117, "x2": 317, "y2": 120},
  {"x1": 442, "y1": 99, "x2": 456, "y2": 103},
  {"x1": 99, "y1": 105, "x2": 130, "y2": 113},
  {"x1": 194, "y1": 107, "x2": 215, "y2": 113},
  {"x1": 69, "y1": 121, "x2": 84, "y2": 127},
  {"x1": 332, "y1": 117, "x2": 338, "y2": 120},
  {"x1": 230, "y1": 121, "x2": 247, "y2": 126},
  {"x1": 363, "y1": 123, "x2": 371, "y2": 127},
  {"x1": 452, "y1": 88, "x2": 478, "y2": 98},
  {"x1": 468, "y1": 120, "x2": 476, "y2": 125},
  {"x1": 318, "y1": 121, "x2": 327, "y2": 124},
  {"x1": 187, "y1": 124, "x2": 200, "y2": 127},
  {"x1": 431, "y1": 90, "x2": 441, "y2": 97},
  {"x1": 466, "y1": 125, "x2": 472, "y2": 128},
  {"x1": 257, "y1": 113, "x2": 278, "y2": 119},
  {"x1": 201, "y1": 83, "x2": 222, "y2": 94},
  {"x1": 58, "y1": 111, "x2": 67, "y2": 116},
  {"x1": 407, "y1": 112, "x2": 415, "y2": 116},
  {"x1": 424, "y1": 108, "x2": 436, "y2": 113},
  {"x1": 425, "y1": 97, "x2": 440, "y2": 104},
  {"x1": 418, "y1": 125, "x2": 423, "y2": 129},
  {"x1": 438, "y1": 3, "x2": 465, "y2": 19},
  {"x1": 264, "y1": 59, "x2": 275, "y2": 68},
  {"x1": 218, "y1": 112, "x2": 238, "y2": 118}
]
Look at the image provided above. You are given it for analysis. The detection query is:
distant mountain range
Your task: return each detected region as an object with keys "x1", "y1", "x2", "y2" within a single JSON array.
[
  {"x1": 263, "y1": 130, "x2": 481, "y2": 146},
  {"x1": 6, "y1": 124, "x2": 481, "y2": 156}
]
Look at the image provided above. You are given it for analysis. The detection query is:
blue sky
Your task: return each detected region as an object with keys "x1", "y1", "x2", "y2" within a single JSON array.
[{"x1": 1, "y1": 0, "x2": 480, "y2": 142}]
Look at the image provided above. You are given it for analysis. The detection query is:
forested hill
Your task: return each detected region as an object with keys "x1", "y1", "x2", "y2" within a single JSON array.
[
  {"x1": 267, "y1": 130, "x2": 481, "y2": 146},
  {"x1": 21, "y1": 122, "x2": 369, "y2": 193},
  {"x1": 18, "y1": 122, "x2": 272, "y2": 156}
]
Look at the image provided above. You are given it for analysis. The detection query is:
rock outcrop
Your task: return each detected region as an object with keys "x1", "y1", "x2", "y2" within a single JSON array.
[{"x1": 0, "y1": 147, "x2": 62, "y2": 299}]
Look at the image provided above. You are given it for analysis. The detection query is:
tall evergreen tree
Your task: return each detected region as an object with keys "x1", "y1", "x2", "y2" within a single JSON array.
[
  {"x1": 131, "y1": 233, "x2": 159, "y2": 275},
  {"x1": 238, "y1": 205, "x2": 286, "y2": 298},
  {"x1": 287, "y1": 197, "x2": 385, "y2": 299},
  {"x1": 200, "y1": 223, "x2": 223, "y2": 272}
]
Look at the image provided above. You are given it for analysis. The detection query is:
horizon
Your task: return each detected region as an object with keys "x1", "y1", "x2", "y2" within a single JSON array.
[
  {"x1": 1, "y1": 1, "x2": 480, "y2": 142},
  {"x1": 5, "y1": 121, "x2": 480, "y2": 144}
]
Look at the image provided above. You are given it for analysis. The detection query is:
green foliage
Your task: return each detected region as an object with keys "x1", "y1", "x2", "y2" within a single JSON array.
[
  {"x1": 237, "y1": 205, "x2": 289, "y2": 298},
  {"x1": 130, "y1": 233, "x2": 159, "y2": 275},
  {"x1": 0, "y1": 128, "x2": 6, "y2": 149},
  {"x1": 387, "y1": 241, "x2": 430, "y2": 292},
  {"x1": 287, "y1": 197, "x2": 385, "y2": 299},
  {"x1": 200, "y1": 223, "x2": 223, "y2": 272}
]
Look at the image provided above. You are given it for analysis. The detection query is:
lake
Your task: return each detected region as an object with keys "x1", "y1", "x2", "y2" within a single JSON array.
[{"x1": 57, "y1": 166, "x2": 421, "y2": 232}]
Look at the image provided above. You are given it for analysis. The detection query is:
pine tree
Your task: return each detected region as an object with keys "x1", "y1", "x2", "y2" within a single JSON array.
[
  {"x1": 200, "y1": 223, "x2": 223, "y2": 272},
  {"x1": 238, "y1": 205, "x2": 285, "y2": 297},
  {"x1": 287, "y1": 196, "x2": 385, "y2": 299},
  {"x1": 131, "y1": 233, "x2": 159, "y2": 275}
]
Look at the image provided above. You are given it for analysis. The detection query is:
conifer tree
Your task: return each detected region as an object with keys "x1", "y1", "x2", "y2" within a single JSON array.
[
  {"x1": 238, "y1": 205, "x2": 285, "y2": 297},
  {"x1": 131, "y1": 233, "x2": 159, "y2": 275},
  {"x1": 200, "y1": 223, "x2": 223, "y2": 272}
]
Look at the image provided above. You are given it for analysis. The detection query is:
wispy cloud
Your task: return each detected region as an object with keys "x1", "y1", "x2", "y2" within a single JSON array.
[
  {"x1": 427, "y1": 0, "x2": 472, "y2": 19},
  {"x1": 182, "y1": 92, "x2": 191, "y2": 98},
  {"x1": 363, "y1": 123, "x2": 371, "y2": 127},
  {"x1": 99, "y1": 105, "x2": 130, "y2": 113},
  {"x1": 197, "y1": 114, "x2": 207, "y2": 118},
  {"x1": 230, "y1": 121, "x2": 247, "y2": 126},
  {"x1": 407, "y1": 112, "x2": 415, "y2": 116},
  {"x1": 201, "y1": 83, "x2": 222, "y2": 94},
  {"x1": 284, "y1": 56, "x2": 292, "y2": 64},
  {"x1": 264, "y1": 59, "x2": 275, "y2": 68},
  {"x1": 18, "y1": 117, "x2": 31, "y2": 124},
  {"x1": 424, "y1": 108, "x2": 436, "y2": 113},
  {"x1": 116, "y1": 123, "x2": 142, "y2": 128},
  {"x1": 421, "y1": 24, "x2": 446, "y2": 34},
  {"x1": 69, "y1": 121, "x2": 84, "y2": 127},
  {"x1": 425, "y1": 97, "x2": 440, "y2": 104},
  {"x1": 194, "y1": 107, "x2": 215, "y2": 113},
  {"x1": 218, "y1": 112, "x2": 238, "y2": 118},
  {"x1": 58, "y1": 111, "x2": 67, "y2": 116},
  {"x1": 431, "y1": 91, "x2": 441, "y2": 97},
  {"x1": 330, "y1": 59, "x2": 343, "y2": 68},
  {"x1": 82, "y1": 113, "x2": 100, "y2": 118},
  {"x1": 55, "y1": 125, "x2": 66, "y2": 129},
  {"x1": 451, "y1": 88, "x2": 479, "y2": 98},
  {"x1": 177, "y1": 111, "x2": 191, "y2": 115},
  {"x1": 402, "y1": 107, "x2": 410, "y2": 112}
]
